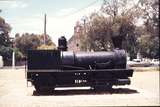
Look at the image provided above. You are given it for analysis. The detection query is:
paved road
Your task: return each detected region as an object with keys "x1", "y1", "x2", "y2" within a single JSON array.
[{"x1": 0, "y1": 68, "x2": 159, "y2": 106}]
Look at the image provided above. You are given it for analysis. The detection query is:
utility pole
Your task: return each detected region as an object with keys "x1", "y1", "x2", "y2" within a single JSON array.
[
  {"x1": 10, "y1": 37, "x2": 15, "y2": 69},
  {"x1": 12, "y1": 50, "x2": 15, "y2": 69},
  {"x1": 44, "y1": 13, "x2": 46, "y2": 45},
  {"x1": 82, "y1": 16, "x2": 88, "y2": 51}
]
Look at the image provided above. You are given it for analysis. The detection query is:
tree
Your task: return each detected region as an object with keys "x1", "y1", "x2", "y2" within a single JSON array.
[
  {"x1": 80, "y1": 13, "x2": 113, "y2": 51},
  {"x1": 80, "y1": 0, "x2": 141, "y2": 60},
  {"x1": 101, "y1": 0, "x2": 143, "y2": 19},
  {"x1": 0, "y1": 16, "x2": 12, "y2": 47},
  {"x1": 37, "y1": 44, "x2": 56, "y2": 50},
  {"x1": 15, "y1": 33, "x2": 41, "y2": 56},
  {"x1": 0, "y1": 16, "x2": 12, "y2": 35},
  {"x1": 0, "y1": 16, "x2": 13, "y2": 64},
  {"x1": 38, "y1": 34, "x2": 55, "y2": 46},
  {"x1": 101, "y1": 0, "x2": 143, "y2": 60},
  {"x1": 0, "y1": 45, "x2": 13, "y2": 62},
  {"x1": 15, "y1": 33, "x2": 55, "y2": 57},
  {"x1": 37, "y1": 34, "x2": 56, "y2": 50},
  {"x1": 138, "y1": 34, "x2": 159, "y2": 59},
  {"x1": 137, "y1": 0, "x2": 159, "y2": 59},
  {"x1": 0, "y1": 33, "x2": 11, "y2": 47}
]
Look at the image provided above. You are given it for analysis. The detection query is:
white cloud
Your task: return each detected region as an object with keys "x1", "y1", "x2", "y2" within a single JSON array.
[
  {"x1": 20, "y1": 2, "x2": 28, "y2": 8},
  {"x1": 10, "y1": 1, "x2": 28, "y2": 8},
  {"x1": 0, "y1": 1, "x2": 28, "y2": 9},
  {"x1": 56, "y1": 8, "x2": 77, "y2": 16}
]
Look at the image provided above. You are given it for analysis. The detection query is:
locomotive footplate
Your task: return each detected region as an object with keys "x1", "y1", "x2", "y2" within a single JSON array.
[{"x1": 27, "y1": 68, "x2": 133, "y2": 88}]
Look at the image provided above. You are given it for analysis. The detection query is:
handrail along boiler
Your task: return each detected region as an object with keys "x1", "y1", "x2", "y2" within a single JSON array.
[{"x1": 27, "y1": 36, "x2": 133, "y2": 92}]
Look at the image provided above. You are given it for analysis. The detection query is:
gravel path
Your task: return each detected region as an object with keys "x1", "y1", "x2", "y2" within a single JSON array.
[{"x1": 0, "y1": 68, "x2": 159, "y2": 106}]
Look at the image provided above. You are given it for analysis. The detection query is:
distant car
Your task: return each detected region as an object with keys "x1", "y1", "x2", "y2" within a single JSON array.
[
  {"x1": 151, "y1": 59, "x2": 159, "y2": 66},
  {"x1": 133, "y1": 59, "x2": 141, "y2": 62},
  {"x1": 152, "y1": 59, "x2": 159, "y2": 62}
]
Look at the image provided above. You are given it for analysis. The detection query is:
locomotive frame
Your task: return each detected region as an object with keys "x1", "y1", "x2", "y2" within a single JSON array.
[
  {"x1": 26, "y1": 36, "x2": 134, "y2": 93},
  {"x1": 26, "y1": 50, "x2": 133, "y2": 92}
]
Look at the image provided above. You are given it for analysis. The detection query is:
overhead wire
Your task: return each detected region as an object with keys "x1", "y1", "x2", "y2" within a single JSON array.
[{"x1": 58, "y1": 0, "x2": 100, "y2": 18}]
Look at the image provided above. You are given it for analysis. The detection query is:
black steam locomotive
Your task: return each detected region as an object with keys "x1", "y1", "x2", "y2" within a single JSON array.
[{"x1": 27, "y1": 36, "x2": 133, "y2": 92}]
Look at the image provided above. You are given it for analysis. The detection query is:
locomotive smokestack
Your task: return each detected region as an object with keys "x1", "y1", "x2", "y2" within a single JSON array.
[{"x1": 58, "y1": 36, "x2": 68, "y2": 51}]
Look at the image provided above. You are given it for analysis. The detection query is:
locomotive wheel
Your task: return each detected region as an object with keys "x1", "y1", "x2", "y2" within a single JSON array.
[
  {"x1": 33, "y1": 74, "x2": 55, "y2": 93},
  {"x1": 35, "y1": 85, "x2": 53, "y2": 93}
]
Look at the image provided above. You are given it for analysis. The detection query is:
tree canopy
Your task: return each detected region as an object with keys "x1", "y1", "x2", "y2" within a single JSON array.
[
  {"x1": 0, "y1": 16, "x2": 13, "y2": 63},
  {"x1": 15, "y1": 33, "x2": 56, "y2": 57},
  {"x1": 79, "y1": 0, "x2": 159, "y2": 60},
  {"x1": 137, "y1": 0, "x2": 159, "y2": 59}
]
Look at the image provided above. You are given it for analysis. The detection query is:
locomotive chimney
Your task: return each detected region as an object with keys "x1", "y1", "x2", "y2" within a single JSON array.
[{"x1": 58, "y1": 36, "x2": 68, "y2": 51}]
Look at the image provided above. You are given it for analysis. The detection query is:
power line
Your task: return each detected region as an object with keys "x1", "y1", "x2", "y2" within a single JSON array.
[{"x1": 59, "y1": 0, "x2": 100, "y2": 18}]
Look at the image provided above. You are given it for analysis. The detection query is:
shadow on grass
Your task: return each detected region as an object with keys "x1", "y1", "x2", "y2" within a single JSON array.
[{"x1": 32, "y1": 87, "x2": 139, "y2": 96}]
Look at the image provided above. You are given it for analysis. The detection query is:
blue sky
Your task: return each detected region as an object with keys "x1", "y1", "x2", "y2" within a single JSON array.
[{"x1": 0, "y1": 0, "x2": 102, "y2": 44}]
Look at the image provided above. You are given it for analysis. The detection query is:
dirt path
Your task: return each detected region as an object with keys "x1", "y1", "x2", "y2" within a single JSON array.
[{"x1": 0, "y1": 68, "x2": 159, "y2": 106}]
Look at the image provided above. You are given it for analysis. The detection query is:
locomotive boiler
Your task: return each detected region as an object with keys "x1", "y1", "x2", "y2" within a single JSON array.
[{"x1": 27, "y1": 36, "x2": 133, "y2": 93}]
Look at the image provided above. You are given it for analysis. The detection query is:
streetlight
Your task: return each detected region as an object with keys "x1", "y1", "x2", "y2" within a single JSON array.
[
  {"x1": 81, "y1": 16, "x2": 88, "y2": 51},
  {"x1": 81, "y1": 16, "x2": 87, "y2": 35}
]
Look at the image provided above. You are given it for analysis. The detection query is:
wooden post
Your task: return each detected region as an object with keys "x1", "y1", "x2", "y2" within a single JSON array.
[{"x1": 44, "y1": 14, "x2": 46, "y2": 45}]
